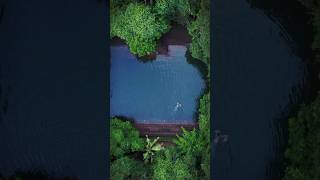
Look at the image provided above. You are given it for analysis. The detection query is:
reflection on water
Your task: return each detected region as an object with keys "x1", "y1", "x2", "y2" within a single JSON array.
[
  {"x1": 110, "y1": 45, "x2": 205, "y2": 124},
  {"x1": 213, "y1": 0, "x2": 311, "y2": 179}
]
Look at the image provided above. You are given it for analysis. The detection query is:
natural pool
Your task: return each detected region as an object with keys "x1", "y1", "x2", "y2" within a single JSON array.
[{"x1": 110, "y1": 45, "x2": 205, "y2": 124}]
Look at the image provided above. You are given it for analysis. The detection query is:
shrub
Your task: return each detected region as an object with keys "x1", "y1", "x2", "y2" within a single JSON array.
[
  {"x1": 111, "y1": 3, "x2": 170, "y2": 57},
  {"x1": 187, "y1": 0, "x2": 210, "y2": 65},
  {"x1": 110, "y1": 117, "x2": 144, "y2": 158},
  {"x1": 284, "y1": 96, "x2": 320, "y2": 180},
  {"x1": 152, "y1": 147, "x2": 193, "y2": 180}
]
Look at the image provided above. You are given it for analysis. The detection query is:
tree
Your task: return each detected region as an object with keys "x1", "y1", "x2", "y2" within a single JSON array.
[
  {"x1": 198, "y1": 93, "x2": 210, "y2": 138},
  {"x1": 284, "y1": 96, "x2": 320, "y2": 180},
  {"x1": 172, "y1": 92, "x2": 210, "y2": 179},
  {"x1": 198, "y1": 93, "x2": 210, "y2": 179},
  {"x1": 154, "y1": 0, "x2": 176, "y2": 19},
  {"x1": 187, "y1": 0, "x2": 210, "y2": 65},
  {"x1": 110, "y1": 118, "x2": 144, "y2": 158},
  {"x1": 143, "y1": 136, "x2": 164, "y2": 163},
  {"x1": 152, "y1": 147, "x2": 193, "y2": 180},
  {"x1": 111, "y1": 3, "x2": 170, "y2": 57},
  {"x1": 154, "y1": 0, "x2": 199, "y2": 25},
  {"x1": 175, "y1": 128, "x2": 203, "y2": 156},
  {"x1": 111, "y1": 156, "x2": 146, "y2": 180}
]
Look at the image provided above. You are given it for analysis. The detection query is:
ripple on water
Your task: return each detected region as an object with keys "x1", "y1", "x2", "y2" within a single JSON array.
[{"x1": 110, "y1": 45, "x2": 205, "y2": 124}]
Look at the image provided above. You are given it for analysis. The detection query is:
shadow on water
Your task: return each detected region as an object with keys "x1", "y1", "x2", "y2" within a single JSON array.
[
  {"x1": 266, "y1": 81, "x2": 305, "y2": 179},
  {"x1": 248, "y1": 0, "x2": 320, "y2": 179},
  {"x1": 0, "y1": 0, "x2": 5, "y2": 25},
  {"x1": 112, "y1": 115, "x2": 136, "y2": 124},
  {"x1": 0, "y1": 58, "x2": 9, "y2": 123},
  {"x1": 213, "y1": 0, "x2": 319, "y2": 179},
  {"x1": 185, "y1": 49, "x2": 210, "y2": 90},
  {"x1": 248, "y1": 0, "x2": 313, "y2": 59}
]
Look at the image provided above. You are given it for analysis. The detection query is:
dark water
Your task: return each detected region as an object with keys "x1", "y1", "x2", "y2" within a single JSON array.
[
  {"x1": 212, "y1": 0, "x2": 311, "y2": 179},
  {"x1": 0, "y1": 0, "x2": 107, "y2": 179},
  {"x1": 110, "y1": 45, "x2": 205, "y2": 124}
]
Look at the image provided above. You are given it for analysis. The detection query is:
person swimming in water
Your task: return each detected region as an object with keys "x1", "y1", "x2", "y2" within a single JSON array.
[{"x1": 174, "y1": 102, "x2": 182, "y2": 111}]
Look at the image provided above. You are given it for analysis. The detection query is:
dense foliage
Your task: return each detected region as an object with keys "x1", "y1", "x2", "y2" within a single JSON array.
[
  {"x1": 151, "y1": 147, "x2": 192, "y2": 179},
  {"x1": 110, "y1": 2, "x2": 170, "y2": 57},
  {"x1": 154, "y1": 0, "x2": 198, "y2": 25},
  {"x1": 110, "y1": 0, "x2": 209, "y2": 62},
  {"x1": 110, "y1": 118, "x2": 146, "y2": 179},
  {"x1": 151, "y1": 93, "x2": 210, "y2": 180},
  {"x1": 110, "y1": 117, "x2": 144, "y2": 158},
  {"x1": 187, "y1": 0, "x2": 210, "y2": 66},
  {"x1": 283, "y1": 2, "x2": 320, "y2": 180},
  {"x1": 111, "y1": 156, "x2": 146, "y2": 179},
  {"x1": 143, "y1": 136, "x2": 164, "y2": 163},
  {"x1": 284, "y1": 96, "x2": 320, "y2": 180}
]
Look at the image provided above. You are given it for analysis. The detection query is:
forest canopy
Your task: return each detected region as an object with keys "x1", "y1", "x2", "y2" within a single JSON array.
[
  {"x1": 110, "y1": 0, "x2": 210, "y2": 179},
  {"x1": 110, "y1": 3, "x2": 170, "y2": 57},
  {"x1": 110, "y1": 0, "x2": 210, "y2": 63},
  {"x1": 284, "y1": 1, "x2": 320, "y2": 180}
]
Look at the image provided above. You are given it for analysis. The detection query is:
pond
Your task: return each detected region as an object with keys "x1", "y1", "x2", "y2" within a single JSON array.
[
  {"x1": 110, "y1": 45, "x2": 205, "y2": 124},
  {"x1": 213, "y1": 0, "x2": 312, "y2": 179}
]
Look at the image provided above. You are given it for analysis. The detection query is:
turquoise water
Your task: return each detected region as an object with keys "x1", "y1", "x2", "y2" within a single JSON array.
[{"x1": 110, "y1": 45, "x2": 205, "y2": 124}]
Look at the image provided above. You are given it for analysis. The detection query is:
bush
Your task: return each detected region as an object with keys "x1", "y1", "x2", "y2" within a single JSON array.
[
  {"x1": 111, "y1": 156, "x2": 146, "y2": 180},
  {"x1": 154, "y1": 0, "x2": 199, "y2": 25},
  {"x1": 110, "y1": 118, "x2": 146, "y2": 179},
  {"x1": 152, "y1": 147, "x2": 193, "y2": 180},
  {"x1": 187, "y1": 0, "x2": 210, "y2": 65},
  {"x1": 284, "y1": 3, "x2": 320, "y2": 180},
  {"x1": 284, "y1": 96, "x2": 320, "y2": 180},
  {"x1": 198, "y1": 93, "x2": 210, "y2": 138},
  {"x1": 110, "y1": 117, "x2": 144, "y2": 158},
  {"x1": 111, "y1": 3, "x2": 170, "y2": 57}
]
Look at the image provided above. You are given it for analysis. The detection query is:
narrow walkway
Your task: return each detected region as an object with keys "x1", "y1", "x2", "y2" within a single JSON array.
[{"x1": 134, "y1": 123, "x2": 198, "y2": 136}]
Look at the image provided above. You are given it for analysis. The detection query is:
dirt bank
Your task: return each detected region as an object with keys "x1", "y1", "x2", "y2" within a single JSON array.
[{"x1": 110, "y1": 23, "x2": 192, "y2": 56}]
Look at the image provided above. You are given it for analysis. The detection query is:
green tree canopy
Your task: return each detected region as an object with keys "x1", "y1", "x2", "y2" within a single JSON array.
[
  {"x1": 187, "y1": 0, "x2": 210, "y2": 65},
  {"x1": 111, "y1": 3, "x2": 170, "y2": 57},
  {"x1": 154, "y1": 0, "x2": 199, "y2": 25},
  {"x1": 152, "y1": 147, "x2": 193, "y2": 180},
  {"x1": 284, "y1": 96, "x2": 320, "y2": 180},
  {"x1": 111, "y1": 156, "x2": 146, "y2": 180},
  {"x1": 172, "y1": 92, "x2": 210, "y2": 179},
  {"x1": 199, "y1": 93, "x2": 210, "y2": 138},
  {"x1": 198, "y1": 93, "x2": 210, "y2": 179},
  {"x1": 110, "y1": 117, "x2": 144, "y2": 158}
]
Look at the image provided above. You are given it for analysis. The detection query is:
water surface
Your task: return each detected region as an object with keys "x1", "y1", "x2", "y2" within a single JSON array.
[
  {"x1": 111, "y1": 45, "x2": 205, "y2": 124},
  {"x1": 212, "y1": 0, "x2": 308, "y2": 179},
  {"x1": 0, "y1": 1, "x2": 107, "y2": 179}
]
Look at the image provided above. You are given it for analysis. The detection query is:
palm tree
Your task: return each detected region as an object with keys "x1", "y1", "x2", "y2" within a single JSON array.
[{"x1": 143, "y1": 135, "x2": 164, "y2": 163}]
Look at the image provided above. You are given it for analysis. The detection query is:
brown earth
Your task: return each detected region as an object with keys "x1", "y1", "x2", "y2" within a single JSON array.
[
  {"x1": 110, "y1": 23, "x2": 192, "y2": 56},
  {"x1": 134, "y1": 123, "x2": 198, "y2": 137}
]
